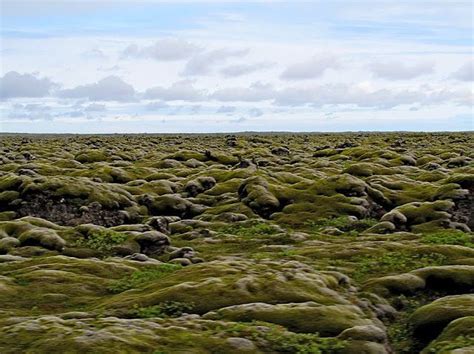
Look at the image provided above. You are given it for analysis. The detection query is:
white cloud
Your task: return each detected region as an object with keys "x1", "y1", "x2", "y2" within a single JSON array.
[
  {"x1": 98, "y1": 65, "x2": 122, "y2": 72},
  {"x1": 84, "y1": 103, "x2": 106, "y2": 112},
  {"x1": 450, "y1": 61, "x2": 474, "y2": 81},
  {"x1": 274, "y1": 84, "x2": 423, "y2": 108},
  {"x1": 146, "y1": 101, "x2": 169, "y2": 111},
  {"x1": 248, "y1": 107, "x2": 263, "y2": 117},
  {"x1": 144, "y1": 80, "x2": 205, "y2": 101},
  {"x1": 216, "y1": 105, "x2": 236, "y2": 114},
  {"x1": 121, "y1": 39, "x2": 200, "y2": 61},
  {"x1": 220, "y1": 62, "x2": 271, "y2": 77},
  {"x1": 182, "y1": 48, "x2": 249, "y2": 76},
  {"x1": 280, "y1": 55, "x2": 339, "y2": 80},
  {"x1": 211, "y1": 82, "x2": 274, "y2": 102},
  {"x1": 24, "y1": 103, "x2": 52, "y2": 112},
  {"x1": 7, "y1": 103, "x2": 53, "y2": 120},
  {"x1": 275, "y1": 84, "x2": 472, "y2": 109},
  {"x1": 82, "y1": 48, "x2": 107, "y2": 59},
  {"x1": 65, "y1": 110, "x2": 85, "y2": 118},
  {"x1": 369, "y1": 61, "x2": 434, "y2": 80},
  {"x1": 58, "y1": 76, "x2": 135, "y2": 101},
  {"x1": 231, "y1": 117, "x2": 247, "y2": 123},
  {"x1": 189, "y1": 104, "x2": 201, "y2": 114},
  {"x1": 0, "y1": 71, "x2": 57, "y2": 99}
]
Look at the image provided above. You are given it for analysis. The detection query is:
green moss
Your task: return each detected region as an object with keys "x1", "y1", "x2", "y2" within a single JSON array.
[
  {"x1": 218, "y1": 221, "x2": 279, "y2": 237},
  {"x1": 272, "y1": 195, "x2": 368, "y2": 227},
  {"x1": 0, "y1": 190, "x2": 20, "y2": 204},
  {"x1": 18, "y1": 228, "x2": 66, "y2": 251},
  {"x1": 343, "y1": 162, "x2": 394, "y2": 177},
  {"x1": 168, "y1": 150, "x2": 207, "y2": 162},
  {"x1": 100, "y1": 259, "x2": 347, "y2": 314},
  {"x1": 204, "y1": 302, "x2": 375, "y2": 336},
  {"x1": 381, "y1": 200, "x2": 455, "y2": 231},
  {"x1": 1, "y1": 132, "x2": 473, "y2": 352},
  {"x1": 19, "y1": 175, "x2": 135, "y2": 209},
  {"x1": 75, "y1": 149, "x2": 108, "y2": 163},
  {"x1": 410, "y1": 294, "x2": 474, "y2": 341},
  {"x1": 239, "y1": 176, "x2": 281, "y2": 218},
  {"x1": 0, "y1": 211, "x2": 16, "y2": 221},
  {"x1": 422, "y1": 316, "x2": 474, "y2": 353},
  {"x1": 305, "y1": 217, "x2": 377, "y2": 234},
  {"x1": 0, "y1": 173, "x2": 24, "y2": 192}
]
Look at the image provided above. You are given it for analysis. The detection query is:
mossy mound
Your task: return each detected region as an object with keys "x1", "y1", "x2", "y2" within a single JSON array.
[
  {"x1": 421, "y1": 316, "x2": 474, "y2": 353},
  {"x1": 203, "y1": 301, "x2": 379, "y2": 336},
  {"x1": 100, "y1": 259, "x2": 352, "y2": 315},
  {"x1": 410, "y1": 294, "x2": 474, "y2": 341},
  {"x1": 364, "y1": 265, "x2": 474, "y2": 296}
]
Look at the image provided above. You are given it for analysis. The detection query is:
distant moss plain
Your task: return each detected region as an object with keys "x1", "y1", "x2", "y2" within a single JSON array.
[{"x1": 0, "y1": 132, "x2": 473, "y2": 353}]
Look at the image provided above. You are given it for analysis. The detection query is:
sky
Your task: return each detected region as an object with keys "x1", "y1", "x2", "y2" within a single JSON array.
[{"x1": 0, "y1": 0, "x2": 473, "y2": 133}]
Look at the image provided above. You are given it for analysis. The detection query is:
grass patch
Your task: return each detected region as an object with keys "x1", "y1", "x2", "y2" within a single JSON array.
[
  {"x1": 108, "y1": 263, "x2": 182, "y2": 293},
  {"x1": 421, "y1": 230, "x2": 474, "y2": 248},
  {"x1": 132, "y1": 301, "x2": 194, "y2": 318},
  {"x1": 74, "y1": 229, "x2": 127, "y2": 252},
  {"x1": 352, "y1": 251, "x2": 450, "y2": 282},
  {"x1": 219, "y1": 321, "x2": 347, "y2": 354},
  {"x1": 387, "y1": 295, "x2": 425, "y2": 354},
  {"x1": 426, "y1": 335, "x2": 474, "y2": 353},
  {"x1": 305, "y1": 216, "x2": 378, "y2": 234},
  {"x1": 387, "y1": 291, "x2": 451, "y2": 354},
  {"x1": 218, "y1": 222, "x2": 278, "y2": 237},
  {"x1": 13, "y1": 278, "x2": 30, "y2": 286}
]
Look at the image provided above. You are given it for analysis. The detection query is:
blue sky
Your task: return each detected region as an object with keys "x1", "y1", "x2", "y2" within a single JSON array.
[{"x1": 1, "y1": 0, "x2": 473, "y2": 133}]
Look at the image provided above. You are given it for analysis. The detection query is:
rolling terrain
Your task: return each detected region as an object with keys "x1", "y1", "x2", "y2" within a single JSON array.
[{"x1": 0, "y1": 132, "x2": 473, "y2": 353}]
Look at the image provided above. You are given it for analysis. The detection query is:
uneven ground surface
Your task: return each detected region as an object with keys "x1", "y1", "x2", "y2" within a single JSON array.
[{"x1": 0, "y1": 132, "x2": 473, "y2": 354}]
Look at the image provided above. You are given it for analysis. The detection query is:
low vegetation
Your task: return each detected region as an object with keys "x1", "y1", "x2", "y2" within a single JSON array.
[{"x1": 0, "y1": 132, "x2": 472, "y2": 353}]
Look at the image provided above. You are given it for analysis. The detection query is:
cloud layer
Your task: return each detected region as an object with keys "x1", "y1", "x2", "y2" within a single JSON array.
[
  {"x1": 122, "y1": 39, "x2": 200, "y2": 61},
  {"x1": 0, "y1": 72, "x2": 57, "y2": 99},
  {"x1": 1, "y1": 1, "x2": 472, "y2": 132},
  {"x1": 369, "y1": 61, "x2": 434, "y2": 80},
  {"x1": 58, "y1": 76, "x2": 136, "y2": 101}
]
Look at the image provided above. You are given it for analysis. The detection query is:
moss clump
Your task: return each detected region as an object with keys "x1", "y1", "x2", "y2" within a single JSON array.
[
  {"x1": 100, "y1": 259, "x2": 349, "y2": 315},
  {"x1": 139, "y1": 194, "x2": 206, "y2": 218},
  {"x1": 305, "y1": 216, "x2": 377, "y2": 234},
  {"x1": 0, "y1": 191, "x2": 20, "y2": 204},
  {"x1": 218, "y1": 221, "x2": 279, "y2": 237},
  {"x1": 184, "y1": 176, "x2": 216, "y2": 197},
  {"x1": 422, "y1": 316, "x2": 474, "y2": 353},
  {"x1": 380, "y1": 200, "x2": 456, "y2": 231},
  {"x1": 343, "y1": 162, "x2": 394, "y2": 177},
  {"x1": 410, "y1": 294, "x2": 474, "y2": 341},
  {"x1": 365, "y1": 265, "x2": 474, "y2": 297},
  {"x1": 0, "y1": 173, "x2": 24, "y2": 192},
  {"x1": 238, "y1": 176, "x2": 281, "y2": 218},
  {"x1": 203, "y1": 301, "x2": 376, "y2": 336},
  {"x1": 18, "y1": 228, "x2": 66, "y2": 251},
  {"x1": 74, "y1": 149, "x2": 108, "y2": 163},
  {"x1": 167, "y1": 150, "x2": 207, "y2": 162}
]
